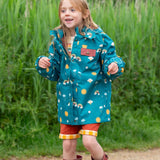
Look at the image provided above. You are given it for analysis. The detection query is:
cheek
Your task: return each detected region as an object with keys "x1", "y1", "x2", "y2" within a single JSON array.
[
  {"x1": 78, "y1": 17, "x2": 83, "y2": 23},
  {"x1": 75, "y1": 13, "x2": 83, "y2": 21},
  {"x1": 60, "y1": 15, "x2": 64, "y2": 21},
  {"x1": 60, "y1": 12, "x2": 64, "y2": 18}
]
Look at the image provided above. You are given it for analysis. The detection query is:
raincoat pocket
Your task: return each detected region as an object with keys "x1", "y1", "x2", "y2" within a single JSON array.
[
  {"x1": 56, "y1": 82, "x2": 74, "y2": 124},
  {"x1": 81, "y1": 48, "x2": 96, "y2": 57}
]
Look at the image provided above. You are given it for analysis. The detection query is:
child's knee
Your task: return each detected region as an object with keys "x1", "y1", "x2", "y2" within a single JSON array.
[
  {"x1": 82, "y1": 135, "x2": 96, "y2": 149},
  {"x1": 63, "y1": 139, "x2": 77, "y2": 152}
]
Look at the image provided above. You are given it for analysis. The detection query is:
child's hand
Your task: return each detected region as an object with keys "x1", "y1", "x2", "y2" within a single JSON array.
[
  {"x1": 38, "y1": 57, "x2": 51, "y2": 68},
  {"x1": 108, "y1": 62, "x2": 118, "y2": 74}
]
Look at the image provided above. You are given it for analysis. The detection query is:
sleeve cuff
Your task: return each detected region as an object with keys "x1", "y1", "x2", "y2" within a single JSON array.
[
  {"x1": 104, "y1": 57, "x2": 125, "y2": 80},
  {"x1": 35, "y1": 56, "x2": 46, "y2": 70}
]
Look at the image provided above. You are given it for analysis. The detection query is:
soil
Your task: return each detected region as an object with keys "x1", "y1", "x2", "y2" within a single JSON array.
[{"x1": 10, "y1": 148, "x2": 160, "y2": 160}]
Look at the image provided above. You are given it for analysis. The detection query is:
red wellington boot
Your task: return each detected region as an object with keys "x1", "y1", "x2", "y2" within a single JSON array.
[
  {"x1": 91, "y1": 153, "x2": 108, "y2": 160},
  {"x1": 63, "y1": 155, "x2": 82, "y2": 160},
  {"x1": 103, "y1": 154, "x2": 109, "y2": 160},
  {"x1": 76, "y1": 155, "x2": 82, "y2": 160}
]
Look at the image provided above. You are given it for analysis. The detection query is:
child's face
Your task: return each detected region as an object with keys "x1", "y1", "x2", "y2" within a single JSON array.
[{"x1": 60, "y1": 0, "x2": 83, "y2": 35}]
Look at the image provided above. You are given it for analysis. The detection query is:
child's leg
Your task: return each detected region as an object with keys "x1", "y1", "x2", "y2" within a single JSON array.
[
  {"x1": 63, "y1": 139, "x2": 77, "y2": 159},
  {"x1": 82, "y1": 135, "x2": 104, "y2": 160},
  {"x1": 59, "y1": 124, "x2": 82, "y2": 159},
  {"x1": 80, "y1": 123, "x2": 108, "y2": 160}
]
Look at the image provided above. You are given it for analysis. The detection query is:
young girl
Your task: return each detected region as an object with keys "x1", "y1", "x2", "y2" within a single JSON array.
[{"x1": 35, "y1": 0, "x2": 125, "y2": 159}]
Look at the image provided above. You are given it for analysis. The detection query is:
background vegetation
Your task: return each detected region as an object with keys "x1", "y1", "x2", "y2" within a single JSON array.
[{"x1": 0, "y1": 0, "x2": 160, "y2": 159}]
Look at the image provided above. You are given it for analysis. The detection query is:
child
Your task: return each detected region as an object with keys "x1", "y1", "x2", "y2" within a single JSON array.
[{"x1": 35, "y1": 0, "x2": 125, "y2": 159}]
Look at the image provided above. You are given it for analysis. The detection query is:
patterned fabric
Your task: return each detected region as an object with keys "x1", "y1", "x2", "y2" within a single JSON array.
[
  {"x1": 79, "y1": 130, "x2": 97, "y2": 136},
  {"x1": 59, "y1": 129, "x2": 98, "y2": 139},
  {"x1": 66, "y1": 36, "x2": 75, "y2": 56},
  {"x1": 59, "y1": 134, "x2": 80, "y2": 139},
  {"x1": 35, "y1": 26, "x2": 125, "y2": 125}
]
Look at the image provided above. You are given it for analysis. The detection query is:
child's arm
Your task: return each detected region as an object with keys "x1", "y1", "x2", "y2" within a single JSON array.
[
  {"x1": 38, "y1": 57, "x2": 51, "y2": 69},
  {"x1": 35, "y1": 42, "x2": 60, "y2": 81},
  {"x1": 101, "y1": 34, "x2": 125, "y2": 80}
]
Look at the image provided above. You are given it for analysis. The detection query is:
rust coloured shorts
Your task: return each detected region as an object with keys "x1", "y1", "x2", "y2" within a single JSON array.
[{"x1": 59, "y1": 123, "x2": 100, "y2": 139}]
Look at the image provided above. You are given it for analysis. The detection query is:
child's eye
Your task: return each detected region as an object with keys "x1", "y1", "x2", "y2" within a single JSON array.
[
  {"x1": 61, "y1": 9, "x2": 66, "y2": 13},
  {"x1": 71, "y1": 8, "x2": 76, "y2": 12}
]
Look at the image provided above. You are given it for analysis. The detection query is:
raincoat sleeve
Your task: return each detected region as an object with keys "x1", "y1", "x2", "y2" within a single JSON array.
[
  {"x1": 100, "y1": 33, "x2": 125, "y2": 80},
  {"x1": 35, "y1": 41, "x2": 60, "y2": 81}
]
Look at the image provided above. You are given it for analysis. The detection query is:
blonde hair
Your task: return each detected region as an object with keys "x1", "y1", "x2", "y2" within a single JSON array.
[
  {"x1": 55, "y1": 0, "x2": 98, "y2": 55},
  {"x1": 57, "y1": 0, "x2": 98, "y2": 34}
]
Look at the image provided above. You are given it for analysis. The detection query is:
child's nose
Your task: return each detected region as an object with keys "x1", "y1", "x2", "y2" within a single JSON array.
[{"x1": 65, "y1": 9, "x2": 70, "y2": 15}]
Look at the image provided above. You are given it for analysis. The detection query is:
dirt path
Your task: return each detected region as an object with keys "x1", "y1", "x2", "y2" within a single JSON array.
[{"x1": 11, "y1": 148, "x2": 160, "y2": 160}]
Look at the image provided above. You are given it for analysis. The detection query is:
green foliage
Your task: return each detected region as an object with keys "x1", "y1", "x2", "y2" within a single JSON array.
[{"x1": 0, "y1": 0, "x2": 160, "y2": 158}]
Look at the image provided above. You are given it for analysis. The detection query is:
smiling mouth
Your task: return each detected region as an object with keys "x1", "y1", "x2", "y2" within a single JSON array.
[{"x1": 65, "y1": 19, "x2": 73, "y2": 22}]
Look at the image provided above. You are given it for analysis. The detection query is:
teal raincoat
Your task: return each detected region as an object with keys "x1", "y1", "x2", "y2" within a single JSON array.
[{"x1": 35, "y1": 27, "x2": 125, "y2": 125}]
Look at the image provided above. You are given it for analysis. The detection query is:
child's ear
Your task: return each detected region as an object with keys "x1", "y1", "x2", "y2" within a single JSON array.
[{"x1": 83, "y1": 9, "x2": 90, "y2": 19}]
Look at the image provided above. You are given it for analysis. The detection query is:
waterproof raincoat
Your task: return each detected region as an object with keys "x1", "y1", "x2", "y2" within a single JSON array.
[{"x1": 35, "y1": 27, "x2": 125, "y2": 125}]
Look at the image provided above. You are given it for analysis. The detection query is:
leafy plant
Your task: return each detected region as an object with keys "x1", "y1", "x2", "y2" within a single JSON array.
[{"x1": 0, "y1": 0, "x2": 160, "y2": 158}]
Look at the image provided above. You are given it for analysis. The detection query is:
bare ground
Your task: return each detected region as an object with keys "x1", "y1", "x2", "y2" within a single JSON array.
[{"x1": 10, "y1": 148, "x2": 160, "y2": 160}]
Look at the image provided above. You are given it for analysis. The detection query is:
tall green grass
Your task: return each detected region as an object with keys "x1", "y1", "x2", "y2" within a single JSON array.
[{"x1": 0, "y1": 0, "x2": 160, "y2": 159}]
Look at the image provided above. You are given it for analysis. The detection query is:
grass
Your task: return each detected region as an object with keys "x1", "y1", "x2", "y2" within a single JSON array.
[{"x1": 0, "y1": 0, "x2": 160, "y2": 159}]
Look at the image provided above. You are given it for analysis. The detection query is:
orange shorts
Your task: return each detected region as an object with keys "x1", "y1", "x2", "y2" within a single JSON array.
[{"x1": 59, "y1": 123, "x2": 100, "y2": 139}]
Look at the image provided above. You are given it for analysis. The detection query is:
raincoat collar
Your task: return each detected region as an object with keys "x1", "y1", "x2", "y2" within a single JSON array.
[
  {"x1": 75, "y1": 26, "x2": 96, "y2": 39},
  {"x1": 50, "y1": 29, "x2": 64, "y2": 40},
  {"x1": 50, "y1": 26, "x2": 103, "y2": 40}
]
